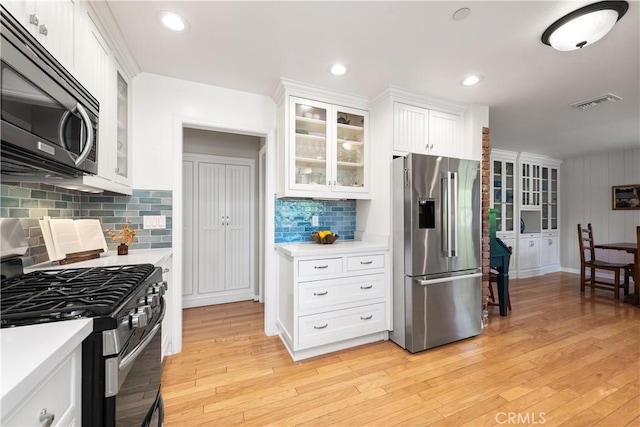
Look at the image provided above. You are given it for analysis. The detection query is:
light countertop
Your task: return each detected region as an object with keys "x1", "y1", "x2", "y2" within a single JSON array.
[
  {"x1": 275, "y1": 240, "x2": 388, "y2": 258},
  {"x1": 24, "y1": 247, "x2": 172, "y2": 272},
  {"x1": 0, "y1": 319, "x2": 93, "y2": 416}
]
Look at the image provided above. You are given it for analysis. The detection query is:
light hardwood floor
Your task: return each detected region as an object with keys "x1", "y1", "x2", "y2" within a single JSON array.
[{"x1": 161, "y1": 272, "x2": 640, "y2": 426}]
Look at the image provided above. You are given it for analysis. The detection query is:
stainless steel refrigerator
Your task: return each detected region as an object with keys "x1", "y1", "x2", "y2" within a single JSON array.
[{"x1": 390, "y1": 153, "x2": 482, "y2": 353}]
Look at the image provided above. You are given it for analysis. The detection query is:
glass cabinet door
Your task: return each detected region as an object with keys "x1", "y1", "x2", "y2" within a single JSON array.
[
  {"x1": 550, "y1": 168, "x2": 558, "y2": 230},
  {"x1": 333, "y1": 108, "x2": 365, "y2": 190},
  {"x1": 115, "y1": 71, "x2": 129, "y2": 181},
  {"x1": 291, "y1": 98, "x2": 329, "y2": 189},
  {"x1": 504, "y1": 161, "x2": 514, "y2": 231},
  {"x1": 541, "y1": 167, "x2": 549, "y2": 230},
  {"x1": 493, "y1": 159, "x2": 515, "y2": 233}
]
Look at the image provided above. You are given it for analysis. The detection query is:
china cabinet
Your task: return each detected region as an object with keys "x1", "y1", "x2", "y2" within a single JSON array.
[
  {"x1": 491, "y1": 150, "x2": 517, "y2": 234},
  {"x1": 276, "y1": 245, "x2": 390, "y2": 361}
]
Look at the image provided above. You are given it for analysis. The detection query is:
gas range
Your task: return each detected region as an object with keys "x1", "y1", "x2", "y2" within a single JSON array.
[
  {"x1": 0, "y1": 264, "x2": 159, "y2": 329},
  {"x1": 0, "y1": 263, "x2": 167, "y2": 426}
]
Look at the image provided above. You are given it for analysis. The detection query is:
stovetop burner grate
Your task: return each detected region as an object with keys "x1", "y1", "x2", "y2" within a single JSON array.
[{"x1": 1, "y1": 264, "x2": 156, "y2": 327}]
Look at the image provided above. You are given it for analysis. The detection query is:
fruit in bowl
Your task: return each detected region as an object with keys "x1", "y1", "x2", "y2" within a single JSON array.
[{"x1": 311, "y1": 230, "x2": 339, "y2": 244}]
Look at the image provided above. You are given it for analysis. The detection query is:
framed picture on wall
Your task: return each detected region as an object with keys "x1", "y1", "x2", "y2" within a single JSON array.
[{"x1": 612, "y1": 184, "x2": 640, "y2": 210}]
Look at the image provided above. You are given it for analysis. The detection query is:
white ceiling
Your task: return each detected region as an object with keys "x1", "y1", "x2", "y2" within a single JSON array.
[{"x1": 106, "y1": 1, "x2": 640, "y2": 160}]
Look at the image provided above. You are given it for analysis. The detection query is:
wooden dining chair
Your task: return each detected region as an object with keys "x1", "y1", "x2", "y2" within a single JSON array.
[
  {"x1": 488, "y1": 246, "x2": 512, "y2": 310},
  {"x1": 577, "y1": 223, "x2": 630, "y2": 298}
]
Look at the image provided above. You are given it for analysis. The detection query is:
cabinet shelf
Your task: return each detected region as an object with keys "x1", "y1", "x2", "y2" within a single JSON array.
[
  {"x1": 337, "y1": 161, "x2": 364, "y2": 168},
  {"x1": 295, "y1": 157, "x2": 327, "y2": 165},
  {"x1": 336, "y1": 139, "x2": 363, "y2": 147},
  {"x1": 296, "y1": 133, "x2": 326, "y2": 141}
]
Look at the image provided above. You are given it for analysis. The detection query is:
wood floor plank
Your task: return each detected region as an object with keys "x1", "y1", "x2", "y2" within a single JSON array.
[{"x1": 161, "y1": 272, "x2": 640, "y2": 426}]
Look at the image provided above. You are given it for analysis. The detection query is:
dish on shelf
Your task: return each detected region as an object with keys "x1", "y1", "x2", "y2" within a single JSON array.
[{"x1": 295, "y1": 128, "x2": 309, "y2": 134}]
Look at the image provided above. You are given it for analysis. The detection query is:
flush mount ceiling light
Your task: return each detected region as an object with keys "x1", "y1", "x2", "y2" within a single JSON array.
[
  {"x1": 541, "y1": 1, "x2": 628, "y2": 51},
  {"x1": 330, "y1": 63, "x2": 347, "y2": 76},
  {"x1": 157, "y1": 11, "x2": 190, "y2": 33},
  {"x1": 462, "y1": 75, "x2": 483, "y2": 86}
]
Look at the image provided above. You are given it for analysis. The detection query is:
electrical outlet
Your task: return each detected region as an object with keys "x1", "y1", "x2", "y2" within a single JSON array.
[
  {"x1": 143, "y1": 215, "x2": 166, "y2": 229},
  {"x1": 312, "y1": 215, "x2": 319, "y2": 227}
]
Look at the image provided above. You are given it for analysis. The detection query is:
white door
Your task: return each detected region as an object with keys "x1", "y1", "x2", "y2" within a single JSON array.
[{"x1": 183, "y1": 155, "x2": 255, "y2": 308}]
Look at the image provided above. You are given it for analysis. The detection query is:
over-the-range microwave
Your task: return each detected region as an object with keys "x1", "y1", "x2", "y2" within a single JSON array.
[{"x1": 1, "y1": 5, "x2": 99, "y2": 179}]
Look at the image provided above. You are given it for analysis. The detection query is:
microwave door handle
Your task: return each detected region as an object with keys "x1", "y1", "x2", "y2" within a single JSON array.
[
  {"x1": 74, "y1": 103, "x2": 94, "y2": 166},
  {"x1": 58, "y1": 103, "x2": 94, "y2": 166}
]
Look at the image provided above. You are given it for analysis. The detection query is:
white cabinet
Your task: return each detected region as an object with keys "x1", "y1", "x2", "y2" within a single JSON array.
[
  {"x1": 539, "y1": 233, "x2": 560, "y2": 271},
  {"x1": 518, "y1": 235, "x2": 540, "y2": 277},
  {"x1": 3, "y1": 0, "x2": 75, "y2": 72},
  {"x1": 183, "y1": 154, "x2": 255, "y2": 308},
  {"x1": 393, "y1": 102, "x2": 463, "y2": 158},
  {"x1": 491, "y1": 150, "x2": 517, "y2": 234},
  {"x1": 541, "y1": 163, "x2": 560, "y2": 232},
  {"x1": 285, "y1": 96, "x2": 369, "y2": 199},
  {"x1": 276, "y1": 247, "x2": 390, "y2": 361},
  {"x1": 160, "y1": 254, "x2": 173, "y2": 359},
  {"x1": 2, "y1": 345, "x2": 81, "y2": 427}
]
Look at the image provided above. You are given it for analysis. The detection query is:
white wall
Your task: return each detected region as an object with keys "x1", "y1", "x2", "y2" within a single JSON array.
[
  {"x1": 131, "y1": 72, "x2": 278, "y2": 355},
  {"x1": 561, "y1": 148, "x2": 640, "y2": 271},
  {"x1": 131, "y1": 72, "x2": 276, "y2": 190}
]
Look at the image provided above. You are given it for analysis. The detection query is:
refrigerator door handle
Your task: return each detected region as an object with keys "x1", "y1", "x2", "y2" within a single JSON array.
[
  {"x1": 442, "y1": 171, "x2": 453, "y2": 257},
  {"x1": 451, "y1": 171, "x2": 458, "y2": 257},
  {"x1": 414, "y1": 272, "x2": 483, "y2": 286}
]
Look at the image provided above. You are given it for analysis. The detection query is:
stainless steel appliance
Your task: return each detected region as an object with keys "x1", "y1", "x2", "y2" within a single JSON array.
[
  {"x1": 390, "y1": 153, "x2": 482, "y2": 353},
  {"x1": 1, "y1": 264, "x2": 167, "y2": 426},
  {"x1": 1, "y1": 6, "x2": 98, "y2": 179}
]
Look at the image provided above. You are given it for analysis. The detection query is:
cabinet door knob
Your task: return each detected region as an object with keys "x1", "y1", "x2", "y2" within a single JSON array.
[
  {"x1": 39, "y1": 409, "x2": 54, "y2": 427},
  {"x1": 29, "y1": 14, "x2": 39, "y2": 26},
  {"x1": 39, "y1": 24, "x2": 48, "y2": 36}
]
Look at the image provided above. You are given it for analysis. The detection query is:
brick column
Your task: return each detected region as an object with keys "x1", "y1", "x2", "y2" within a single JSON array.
[{"x1": 481, "y1": 127, "x2": 491, "y2": 317}]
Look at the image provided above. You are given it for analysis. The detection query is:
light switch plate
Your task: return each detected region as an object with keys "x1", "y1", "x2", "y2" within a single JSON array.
[{"x1": 143, "y1": 215, "x2": 166, "y2": 229}]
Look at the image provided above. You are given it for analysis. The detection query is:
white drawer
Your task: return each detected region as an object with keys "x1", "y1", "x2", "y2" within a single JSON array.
[
  {"x1": 298, "y1": 258, "x2": 342, "y2": 278},
  {"x1": 346, "y1": 254, "x2": 384, "y2": 271},
  {"x1": 297, "y1": 303, "x2": 386, "y2": 348},
  {"x1": 3, "y1": 347, "x2": 80, "y2": 427},
  {"x1": 298, "y1": 274, "x2": 385, "y2": 313}
]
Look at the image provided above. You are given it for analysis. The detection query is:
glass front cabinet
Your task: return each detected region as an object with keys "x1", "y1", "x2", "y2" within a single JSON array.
[
  {"x1": 490, "y1": 151, "x2": 517, "y2": 234},
  {"x1": 541, "y1": 164, "x2": 559, "y2": 232},
  {"x1": 288, "y1": 97, "x2": 369, "y2": 198}
]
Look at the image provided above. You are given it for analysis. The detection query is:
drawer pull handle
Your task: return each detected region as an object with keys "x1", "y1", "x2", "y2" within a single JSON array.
[
  {"x1": 313, "y1": 291, "x2": 328, "y2": 296},
  {"x1": 314, "y1": 265, "x2": 329, "y2": 269},
  {"x1": 360, "y1": 315, "x2": 373, "y2": 320},
  {"x1": 360, "y1": 260, "x2": 373, "y2": 265},
  {"x1": 360, "y1": 285, "x2": 373, "y2": 290},
  {"x1": 39, "y1": 409, "x2": 54, "y2": 427},
  {"x1": 313, "y1": 324, "x2": 328, "y2": 330}
]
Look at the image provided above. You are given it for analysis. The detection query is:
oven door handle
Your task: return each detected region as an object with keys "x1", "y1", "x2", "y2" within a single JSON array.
[{"x1": 120, "y1": 321, "x2": 161, "y2": 371}]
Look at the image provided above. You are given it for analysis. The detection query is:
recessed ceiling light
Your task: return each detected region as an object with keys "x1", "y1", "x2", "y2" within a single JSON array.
[
  {"x1": 330, "y1": 63, "x2": 347, "y2": 76},
  {"x1": 462, "y1": 75, "x2": 483, "y2": 86},
  {"x1": 541, "y1": 1, "x2": 628, "y2": 51},
  {"x1": 157, "y1": 11, "x2": 190, "y2": 33}
]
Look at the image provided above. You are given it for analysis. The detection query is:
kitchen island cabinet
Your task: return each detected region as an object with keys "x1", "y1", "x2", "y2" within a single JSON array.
[
  {"x1": 0, "y1": 319, "x2": 92, "y2": 426},
  {"x1": 275, "y1": 241, "x2": 390, "y2": 361}
]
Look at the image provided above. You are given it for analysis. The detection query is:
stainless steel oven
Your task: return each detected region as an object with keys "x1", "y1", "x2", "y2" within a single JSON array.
[
  {"x1": 1, "y1": 5, "x2": 99, "y2": 179},
  {"x1": 1, "y1": 264, "x2": 167, "y2": 427}
]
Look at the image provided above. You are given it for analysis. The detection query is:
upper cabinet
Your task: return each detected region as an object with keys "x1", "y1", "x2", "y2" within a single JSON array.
[
  {"x1": 3, "y1": 0, "x2": 75, "y2": 71},
  {"x1": 541, "y1": 160, "x2": 561, "y2": 233},
  {"x1": 275, "y1": 81, "x2": 371, "y2": 199},
  {"x1": 393, "y1": 102, "x2": 463, "y2": 158},
  {"x1": 490, "y1": 150, "x2": 517, "y2": 235},
  {"x1": 519, "y1": 154, "x2": 543, "y2": 209}
]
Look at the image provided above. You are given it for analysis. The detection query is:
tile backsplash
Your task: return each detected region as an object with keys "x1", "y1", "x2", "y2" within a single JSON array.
[
  {"x1": 275, "y1": 199, "x2": 356, "y2": 243},
  {"x1": 1, "y1": 183, "x2": 172, "y2": 266}
]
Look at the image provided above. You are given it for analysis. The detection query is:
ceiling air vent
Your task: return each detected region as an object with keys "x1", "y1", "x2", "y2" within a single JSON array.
[{"x1": 570, "y1": 93, "x2": 622, "y2": 110}]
